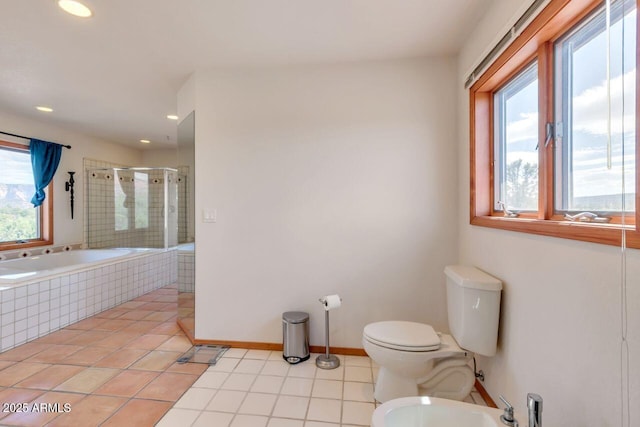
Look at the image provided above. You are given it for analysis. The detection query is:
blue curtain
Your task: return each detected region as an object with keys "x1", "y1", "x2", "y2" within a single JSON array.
[{"x1": 30, "y1": 139, "x2": 62, "y2": 207}]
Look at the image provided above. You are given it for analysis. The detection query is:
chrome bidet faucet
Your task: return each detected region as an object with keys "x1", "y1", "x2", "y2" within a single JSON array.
[
  {"x1": 499, "y1": 396, "x2": 518, "y2": 427},
  {"x1": 500, "y1": 393, "x2": 543, "y2": 427},
  {"x1": 527, "y1": 393, "x2": 543, "y2": 427}
]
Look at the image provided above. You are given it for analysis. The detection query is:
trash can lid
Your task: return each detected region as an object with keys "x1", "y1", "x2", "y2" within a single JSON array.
[{"x1": 283, "y1": 311, "x2": 309, "y2": 324}]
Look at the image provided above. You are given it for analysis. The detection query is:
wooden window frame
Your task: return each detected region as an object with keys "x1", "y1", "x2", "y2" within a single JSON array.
[
  {"x1": 0, "y1": 140, "x2": 54, "y2": 251},
  {"x1": 470, "y1": 0, "x2": 640, "y2": 248}
]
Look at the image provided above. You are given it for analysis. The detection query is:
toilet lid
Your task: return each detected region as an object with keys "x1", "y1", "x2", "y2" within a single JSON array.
[{"x1": 364, "y1": 321, "x2": 441, "y2": 352}]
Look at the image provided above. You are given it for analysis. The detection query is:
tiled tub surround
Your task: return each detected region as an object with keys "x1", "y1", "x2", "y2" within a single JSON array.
[
  {"x1": 177, "y1": 243, "x2": 194, "y2": 293},
  {"x1": 0, "y1": 248, "x2": 177, "y2": 352}
]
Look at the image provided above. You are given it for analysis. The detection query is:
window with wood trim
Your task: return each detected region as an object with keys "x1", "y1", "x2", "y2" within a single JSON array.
[
  {"x1": 470, "y1": 0, "x2": 639, "y2": 248},
  {"x1": 0, "y1": 140, "x2": 53, "y2": 250}
]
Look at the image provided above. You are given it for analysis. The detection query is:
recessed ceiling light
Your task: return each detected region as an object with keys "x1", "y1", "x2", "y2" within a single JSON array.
[
  {"x1": 140, "y1": 139, "x2": 151, "y2": 144},
  {"x1": 58, "y1": 0, "x2": 92, "y2": 18},
  {"x1": 167, "y1": 115, "x2": 179, "y2": 120},
  {"x1": 36, "y1": 106, "x2": 54, "y2": 112}
]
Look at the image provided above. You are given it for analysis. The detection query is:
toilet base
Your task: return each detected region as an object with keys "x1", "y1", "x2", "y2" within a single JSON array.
[
  {"x1": 374, "y1": 368, "x2": 419, "y2": 403},
  {"x1": 374, "y1": 359, "x2": 475, "y2": 403},
  {"x1": 419, "y1": 363, "x2": 475, "y2": 401}
]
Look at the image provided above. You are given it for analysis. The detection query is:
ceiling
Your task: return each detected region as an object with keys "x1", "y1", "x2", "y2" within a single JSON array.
[{"x1": 0, "y1": 0, "x2": 491, "y2": 149}]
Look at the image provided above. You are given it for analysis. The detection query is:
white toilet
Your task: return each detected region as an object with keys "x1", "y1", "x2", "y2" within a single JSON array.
[{"x1": 363, "y1": 265, "x2": 502, "y2": 403}]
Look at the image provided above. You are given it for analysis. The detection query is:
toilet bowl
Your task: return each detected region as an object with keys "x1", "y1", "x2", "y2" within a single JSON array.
[{"x1": 363, "y1": 265, "x2": 502, "y2": 403}]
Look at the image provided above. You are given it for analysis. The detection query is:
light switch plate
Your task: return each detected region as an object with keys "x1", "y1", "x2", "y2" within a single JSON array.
[{"x1": 202, "y1": 209, "x2": 217, "y2": 223}]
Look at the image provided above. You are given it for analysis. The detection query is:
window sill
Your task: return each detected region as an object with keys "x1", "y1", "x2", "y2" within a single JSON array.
[
  {"x1": 471, "y1": 215, "x2": 640, "y2": 249},
  {"x1": 0, "y1": 238, "x2": 54, "y2": 252}
]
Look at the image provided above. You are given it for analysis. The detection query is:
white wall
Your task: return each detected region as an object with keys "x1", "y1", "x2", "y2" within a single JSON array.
[
  {"x1": 142, "y1": 148, "x2": 177, "y2": 168},
  {"x1": 189, "y1": 58, "x2": 459, "y2": 347},
  {"x1": 457, "y1": 1, "x2": 639, "y2": 425},
  {"x1": 0, "y1": 111, "x2": 143, "y2": 247}
]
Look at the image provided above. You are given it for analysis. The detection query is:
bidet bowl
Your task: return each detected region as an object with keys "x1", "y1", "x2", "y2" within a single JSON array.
[{"x1": 371, "y1": 396, "x2": 503, "y2": 427}]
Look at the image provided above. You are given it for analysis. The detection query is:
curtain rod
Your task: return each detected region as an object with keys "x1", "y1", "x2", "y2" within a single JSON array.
[
  {"x1": 464, "y1": 0, "x2": 548, "y2": 89},
  {"x1": 0, "y1": 130, "x2": 72, "y2": 149}
]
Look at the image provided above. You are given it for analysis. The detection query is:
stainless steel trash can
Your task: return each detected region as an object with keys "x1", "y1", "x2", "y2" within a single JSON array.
[{"x1": 282, "y1": 311, "x2": 310, "y2": 364}]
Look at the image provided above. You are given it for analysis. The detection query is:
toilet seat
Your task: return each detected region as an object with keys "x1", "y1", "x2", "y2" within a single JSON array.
[{"x1": 363, "y1": 321, "x2": 441, "y2": 352}]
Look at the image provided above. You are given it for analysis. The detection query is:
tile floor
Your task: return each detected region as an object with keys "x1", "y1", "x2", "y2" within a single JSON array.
[
  {"x1": 0, "y1": 285, "x2": 208, "y2": 426},
  {"x1": 0, "y1": 286, "x2": 487, "y2": 426},
  {"x1": 157, "y1": 350, "x2": 378, "y2": 427},
  {"x1": 156, "y1": 347, "x2": 488, "y2": 427}
]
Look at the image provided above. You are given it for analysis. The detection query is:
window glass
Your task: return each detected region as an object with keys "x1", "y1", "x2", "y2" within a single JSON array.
[
  {"x1": 554, "y1": 2, "x2": 636, "y2": 212},
  {"x1": 114, "y1": 171, "x2": 128, "y2": 231},
  {"x1": 134, "y1": 172, "x2": 149, "y2": 229},
  {"x1": 494, "y1": 62, "x2": 539, "y2": 211},
  {"x1": 0, "y1": 145, "x2": 39, "y2": 243}
]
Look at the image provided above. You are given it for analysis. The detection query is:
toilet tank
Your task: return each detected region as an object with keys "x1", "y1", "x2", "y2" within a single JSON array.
[{"x1": 445, "y1": 265, "x2": 502, "y2": 357}]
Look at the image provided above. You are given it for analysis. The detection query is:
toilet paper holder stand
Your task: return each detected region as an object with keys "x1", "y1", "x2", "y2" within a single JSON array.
[{"x1": 316, "y1": 295, "x2": 342, "y2": 370}]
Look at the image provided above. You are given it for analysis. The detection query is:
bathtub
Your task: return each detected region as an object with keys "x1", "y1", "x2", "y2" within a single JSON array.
[
  {"x1": 176, "y1": 242, "x2": 194, "y2": 292},
  {"x1": 177, "y1": 242, "x2": 194, "y2": 253},
  {"x1": 0, "y1": 248, "x2": 154, "y2": 285},
  {"x1": 372, "y1": 396, "x2": 503, "y2": 427},
  {"x1": 0, "y1": 248, "x2": 177, "y2": 353}
]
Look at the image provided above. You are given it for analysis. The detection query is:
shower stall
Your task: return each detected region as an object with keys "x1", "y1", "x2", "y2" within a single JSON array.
[{"x1": 87, "y1": 167, "x2": 178, "y2": 249}]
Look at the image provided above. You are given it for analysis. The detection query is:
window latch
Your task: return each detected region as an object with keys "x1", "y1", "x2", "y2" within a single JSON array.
[
  {"x1": 544, "y1": 122, "x2": 553, "y2": 148},
  {"x1": 564, "y1": 212, "x2": 611, "y2": 223},
  {"x1": 535, "y1": 123, "x2": 554, "y2": 150},
  {"x1": 498, "y1": 201, "x2": 519, "y2": 218}
]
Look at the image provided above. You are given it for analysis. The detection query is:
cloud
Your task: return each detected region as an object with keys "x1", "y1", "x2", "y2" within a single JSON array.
[
  {"x1": 506, "y1": 112, "x2": 538, "y2": 145},
  {"x1": 572, "y1": 69, "x2": 636, "y2": 136}
]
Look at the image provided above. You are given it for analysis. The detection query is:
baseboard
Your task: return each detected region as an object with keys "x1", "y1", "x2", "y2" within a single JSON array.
[
  {"x1": 474, "y1": 379, "x2": 497, "y2": 408},
  {"x1": 191, "y1": 339, "x2": 283, "y2": 351},
  {"x1": 177, "y1": 333, "x2": 367, "y2": 357},
  {"x1": 309, "y1": 346, "x2": 367, "y2": 356}
]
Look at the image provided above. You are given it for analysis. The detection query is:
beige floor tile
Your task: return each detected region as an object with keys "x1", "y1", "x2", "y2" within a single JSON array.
[
  {"x1": 0, "y1": 360, "x2": 16, "y2": 371},
  {"x1": 127, "y1": 334, "x2": 171, "y2": 350},
  {"x1": 101, "y1": 398, "x2": 172, "y2": 427},
  {"x1": 94, "y1": 331, "x2": 141, "y2": 348},
  {"x1": 62, "y1": 346, "x2": 114, "y2": 366},
  {"x1": 342, "y1": 401, "x2": 375, "y2": 425},
  {"x1": 15, "y1": 365, "x2": 85, "y2": 390},
  {"x1": 136, "y1": 372, "x2": 198, "y2": 401},
  {"x1": 143, "y1": 311, "x2": 176, "y2": 322},
  {"x1": 0, "y1": 362, "x2": 51, "y2": 387},
  {"x1": 46, "y1": 395, "x2": 127, "y2": 427},
  {"x1": 0, "y1": 388, "x2": 45, "y2": 420},
  {"x1": 93, "y1": 318, "x2": 135, "y2": 332},
  {"x1": 25, "y1": 345, "x2": 84, "y2": 364},
  {"x1": 32, "y1": 329, "x2": 84, "y2": 345},
  {"x1": 54, "y1": 367, "x2": 120, "y2": 393},
  {"x1": 1, "y1": 390, "x2": 85, "y2": 426},
  {"x1": 94, "y1": 370, "x2": 159, "y2": 397},
  {"x1": 149, "y1": 321, "x2": 181, "y2": 335},
  {"x1": 130, "y1": 350, "x2": 182, "y2": 371},
  {"x1": 93, "y1": 348, "x2": 149, "y2": 369},
  {"x1": 120, "y1": 320, "x2": 162, "y2": 334},
  {"x1": 155, "y1": 335, "x2": 192, "y2": 352},
  {"x1": 64, "y1": 330, "x2": 113, "y2": 346}
]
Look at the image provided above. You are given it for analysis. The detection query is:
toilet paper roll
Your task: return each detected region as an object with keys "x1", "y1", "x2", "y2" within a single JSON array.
[{"x1": 322, "y1": 294, "x2": 342, "y2": 311}]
